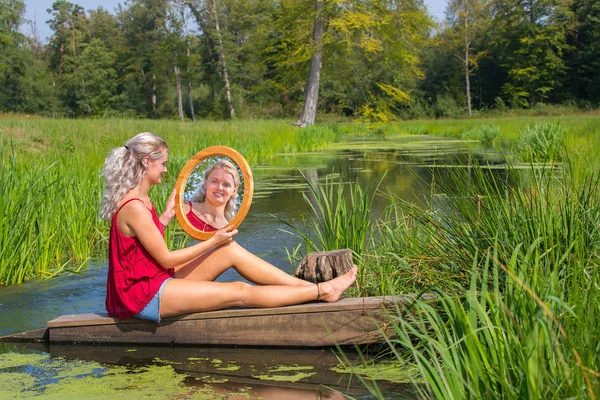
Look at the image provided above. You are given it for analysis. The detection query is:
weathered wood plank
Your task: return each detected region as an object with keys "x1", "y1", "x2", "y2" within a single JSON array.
[
  {"x1": 48, "y1": 295, "x2": 410, "y2": 329},
  {"x1": 4, "y1": 295, "x2": 434, "y2": 347},
  {"x1": 0, "y1": 328, "x2": 48, "y2": 343},
  {"x1": 49, "y1": 307, "x2": 389, "y2": 346}
]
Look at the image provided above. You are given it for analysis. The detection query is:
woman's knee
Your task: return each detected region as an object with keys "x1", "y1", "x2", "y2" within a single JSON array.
[{"x1": 230, "y1": 281, "x2": 252, "y2": 303}]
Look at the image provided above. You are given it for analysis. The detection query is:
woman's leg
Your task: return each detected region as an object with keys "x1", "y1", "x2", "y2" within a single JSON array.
[
  {"x1": 161, "y1": 266, "x2": 358, "y2": 317},
  {"x1": 175, "y1": 241, "x2": 312, "y2": 286}
]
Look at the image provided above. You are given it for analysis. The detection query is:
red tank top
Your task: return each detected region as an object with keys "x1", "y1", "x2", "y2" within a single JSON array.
[
  {"x1": 186, "y1": 201, "x2": 217, "y2": 232},
  {"x1": 105, "y1": 198, "x2": 174, "y2": 319}
]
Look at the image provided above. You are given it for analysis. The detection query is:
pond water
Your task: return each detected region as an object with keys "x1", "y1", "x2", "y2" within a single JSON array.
[{"x1": 0, "y1": 135, "x2": 512, "y2": 399}]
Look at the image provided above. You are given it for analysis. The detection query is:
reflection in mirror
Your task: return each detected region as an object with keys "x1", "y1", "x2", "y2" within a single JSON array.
[
  {"x1": 181, "y1": 156, "x2": 245, "y2": 232},
  {"x1": 175, "y1": 146, "x2": 254, "y2": 241}
]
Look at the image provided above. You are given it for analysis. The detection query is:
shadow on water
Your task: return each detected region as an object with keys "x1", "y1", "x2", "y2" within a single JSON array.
[{"x1": 0, "y1": 136, "x2": 516, "y2": 398}]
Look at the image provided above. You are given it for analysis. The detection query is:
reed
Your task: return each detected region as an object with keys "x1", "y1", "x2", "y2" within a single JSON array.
[
  {"x1": 280, "y1": 172, "x2": 382, "y2": 290},
  {"x1": 386, "y1": 248, "x2": 598, "y2": 399},
  {"x1": 358, "y1": 158, "x2": 600, "y2": 398}
]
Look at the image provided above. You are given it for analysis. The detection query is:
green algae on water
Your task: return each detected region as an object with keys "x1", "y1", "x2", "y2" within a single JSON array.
[
  {"x1": 250, "y1": 364, "x2": 316, "y2": 382},
  {"x1": 0, "y1": 351, "x2": 221, "y2": 399},
  {"x1": 266, "y1": 365, "x2": 314, "y2": 373},
  {"x1": 0, "y1": 372, "x2": 37, "y2": 398},
  {"x1": 331, "y1": 361, "x2": 418, "y2": 384},
  {"x1": 252, "y1": 371, "x2": 316, "y2": 383},
  {"x1": 43, "y1": 364, "x2": 189, "y2": 399}
]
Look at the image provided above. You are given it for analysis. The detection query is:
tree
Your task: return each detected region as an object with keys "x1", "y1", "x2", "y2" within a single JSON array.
[
  {"x1": 186, "y1": 0, "x2": 236, "y2": 118},
  {"x1": 491, "y1": 0, "x2": 574, "y2": 107},
  {"x1": 566, "y1": 0, "x2": 600, "y2": 103},
  {"x1": 0, "y1": 0, "x2": 55, "y2": 113},
  {"x1": 295, "y1": 0, "x2": 324, "y2": 127},
  {"x1": 445, "y1": 0, "x2": 489, "y2": 115}
]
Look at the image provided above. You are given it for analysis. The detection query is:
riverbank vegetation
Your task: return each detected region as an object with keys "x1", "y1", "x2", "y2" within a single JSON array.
[{"x1": 290, "y1": 120, "x2": 600, "y2": 397}]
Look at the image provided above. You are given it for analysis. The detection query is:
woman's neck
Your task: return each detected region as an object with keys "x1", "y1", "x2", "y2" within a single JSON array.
[
  {"x1": 198, "y1": 200, "x2": 225, "y2": 217},
  {"x1": 124, "y1": 182, "x2": 151, "y2": 207}
]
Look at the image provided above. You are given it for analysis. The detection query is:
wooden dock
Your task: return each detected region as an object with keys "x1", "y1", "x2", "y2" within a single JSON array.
[{"x1": 0, "y1": 296, "x2": 414, "y2": 347}]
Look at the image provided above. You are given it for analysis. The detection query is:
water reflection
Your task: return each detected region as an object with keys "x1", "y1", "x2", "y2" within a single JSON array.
[{"x1": 2, "y1": 342, "x2": 417, "y2": 399}]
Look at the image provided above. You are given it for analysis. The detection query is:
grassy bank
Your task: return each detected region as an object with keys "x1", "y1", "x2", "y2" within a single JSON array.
[
  {"x1": 288, "y1": 118, "x2": 600, "y2": 398},
  {"x1": 0, "y1": 118, "x2": 340, "y2": 285}
]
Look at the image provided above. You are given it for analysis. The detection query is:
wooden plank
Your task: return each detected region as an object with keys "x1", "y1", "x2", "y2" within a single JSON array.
[
  {"x1": 49, "y1": 307, "x2": 389, "y2": 346},
  {"x1": 47, "y1": 295, "x2": 413, "y2": 329},
  {"x1": 0, "y1": 328, "x2": 48, "y2": 343}
]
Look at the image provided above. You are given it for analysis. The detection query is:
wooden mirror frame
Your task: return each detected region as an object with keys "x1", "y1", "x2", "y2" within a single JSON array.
[{"x1": 174, "y1": 146, "x2": 254, "y2": 241}]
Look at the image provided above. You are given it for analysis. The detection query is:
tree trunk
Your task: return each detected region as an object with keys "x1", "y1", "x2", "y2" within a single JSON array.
[
  {"x1": 187, "y1": 45, "x2": 196, "y2": 121},
  {"x1": 296, "y1": 249, "x2": 353, "y2": 283},
  {"x1": 152, "y1": 74, "x2": 157, "y2": 115},
  {"x1": 210, "y1": 0, "x2": 235, "y2": 119},
  {"x1": 464, "y1": 2, "x2": 472, "y2": 116},
  {"x1": 295, "y1": 0, "x2": 324, "y2": 127},
  {"x1": 174, "y1": 65, "x2": 184, "y2": 122}
]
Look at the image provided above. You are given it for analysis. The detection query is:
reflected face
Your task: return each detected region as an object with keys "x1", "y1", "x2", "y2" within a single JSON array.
[
  {"x1": 174, "y1": 146, "x2": 254, "y2": 241},
  {"x1": 204, "y1": 167, "x2": 237, "y2": 206}
]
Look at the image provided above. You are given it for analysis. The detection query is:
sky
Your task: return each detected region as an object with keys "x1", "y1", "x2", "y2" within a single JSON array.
[{"x1": 22, "y1": 0, "x2": 448, "y2": 43}]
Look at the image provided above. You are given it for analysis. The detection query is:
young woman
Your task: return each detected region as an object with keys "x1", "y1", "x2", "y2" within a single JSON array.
[
  {"x1": 182, "y1": 159, "x2": 240, "y2": 232},
  {"x1": 100, "y1": 132, "x2": 357, "y2": 322}
]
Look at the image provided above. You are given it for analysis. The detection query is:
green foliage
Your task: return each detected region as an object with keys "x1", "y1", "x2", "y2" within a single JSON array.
[
  {"x1": 515, "y1": 122, "x2": 566, "y2": 162},
  {"x1": 388, "y1": 249, "x2": 596, "y2": 399},
  {"x1": 461, "y1": 124, "x2": 501, "y2": 146}
]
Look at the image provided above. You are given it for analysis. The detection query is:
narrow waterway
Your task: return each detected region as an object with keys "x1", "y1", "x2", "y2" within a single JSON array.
[{"x1": 0, "y1": 136, "x2": 511, "y2": 399}]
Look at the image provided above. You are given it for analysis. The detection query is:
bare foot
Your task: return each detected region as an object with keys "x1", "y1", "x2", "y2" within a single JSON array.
[{"x1": 318, "y1": 266, "x2": 358, "y2": 302}]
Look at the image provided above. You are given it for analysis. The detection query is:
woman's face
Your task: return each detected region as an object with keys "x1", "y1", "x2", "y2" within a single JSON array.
[
  {"x1": 145, "y1": 152, "x2": 168, "y2": 185},
  {"x1": 204, "y1": 167, "x2": 237, "y2": 206}
]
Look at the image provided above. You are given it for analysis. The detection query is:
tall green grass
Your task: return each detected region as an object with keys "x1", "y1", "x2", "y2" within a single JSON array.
[
  {"x1": 353, "y1": 159, "x2": 600, "y2": 398},
  {"x1": 388, "y1": 247, "x2": 598, "y2": 399},
  {"x1": 0, "y1": 118, "x2": 340, "y2": 284},
  {"x1": 280, "y1": 172, "x2": 381, "y2": 290}
]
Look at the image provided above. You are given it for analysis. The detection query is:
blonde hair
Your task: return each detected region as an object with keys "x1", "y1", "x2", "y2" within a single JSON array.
[
  {"x1": 100, "y1": 132, "x2": 168, "y2": 220},
  {"x1": 192, "y1": 159, "x2": 240, "y2": 221}
]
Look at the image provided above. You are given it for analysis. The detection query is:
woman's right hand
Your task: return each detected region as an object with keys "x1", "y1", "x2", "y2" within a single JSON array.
[{"x1": 210, "y1": 226, "x2": 238, "y2": 247}]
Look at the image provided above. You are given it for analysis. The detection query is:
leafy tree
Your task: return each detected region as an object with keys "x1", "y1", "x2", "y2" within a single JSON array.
[
  {"x1": 0, "y1": 0, "x2": 55, "y2": 113},
  {"x1": 566, "y1": 0, "x2": 600, "y2": 104},
  {"x1": 491, "y1": 0, "x2": 574, "y2": 107},
  {"x1": 116, "y1": 0, "x2": 171, "y2": 117},
  {"x1": 445, "y1": 0, "x2": 490, "y2": 115},
  {"x1": 65, "y1": 39, "x2": 117, "y2": 116}
]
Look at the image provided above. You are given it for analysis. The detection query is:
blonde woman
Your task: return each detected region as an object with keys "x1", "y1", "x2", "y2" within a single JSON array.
[
  {"x1": 182, "y1": 159, "x2": 240, "y2": 232},
  {"x1": 101, "y1": 132, "x2": 357, "y2": 322}
]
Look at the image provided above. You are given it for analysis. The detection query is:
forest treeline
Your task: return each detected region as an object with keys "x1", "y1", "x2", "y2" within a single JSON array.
[{"x1": 0, "y1": 0, "x2": 599, "y2": 121}]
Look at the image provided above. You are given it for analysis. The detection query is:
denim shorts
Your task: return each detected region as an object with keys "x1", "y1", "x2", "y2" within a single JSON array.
[{"x1": 136, "y1": 278, "x2": 171, "y2": 323}]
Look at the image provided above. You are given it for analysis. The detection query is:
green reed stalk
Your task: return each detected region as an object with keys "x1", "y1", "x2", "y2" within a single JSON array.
[
  {"x1": 382, "y1": 246, "x2": 597, "y2": 399},
  {"x1": 281, "y1": 172, "x2": 382, "y2": 290}
]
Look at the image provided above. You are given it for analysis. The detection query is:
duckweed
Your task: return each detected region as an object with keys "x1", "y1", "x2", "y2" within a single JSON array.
[{"x1": 252, "y1": 371, "x2": 316, "y2": 382}]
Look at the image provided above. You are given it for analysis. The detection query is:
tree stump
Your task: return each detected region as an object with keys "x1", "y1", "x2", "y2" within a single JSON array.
[{"x1": 295, "y1": 249, "x2": 353, "y2": 283}]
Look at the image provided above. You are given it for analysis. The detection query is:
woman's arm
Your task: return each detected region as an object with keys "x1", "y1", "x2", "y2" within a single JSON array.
[{"x1": 121, "y1": 201, "x2": 237, "y2": 270}]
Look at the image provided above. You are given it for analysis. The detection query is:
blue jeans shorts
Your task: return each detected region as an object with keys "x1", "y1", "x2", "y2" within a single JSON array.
[{"x1": 136, "y1": 278, "x2": 171, "y2": 323}]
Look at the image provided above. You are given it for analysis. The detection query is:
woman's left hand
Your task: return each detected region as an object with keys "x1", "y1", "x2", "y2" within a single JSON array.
[{"x1": 160, "y1": 188, "x2": 177, "y2": 226}]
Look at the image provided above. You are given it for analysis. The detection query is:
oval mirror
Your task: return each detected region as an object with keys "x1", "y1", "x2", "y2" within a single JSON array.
[{"x1": 174, "y1": 146, "x2": 254, "y2": 241}]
